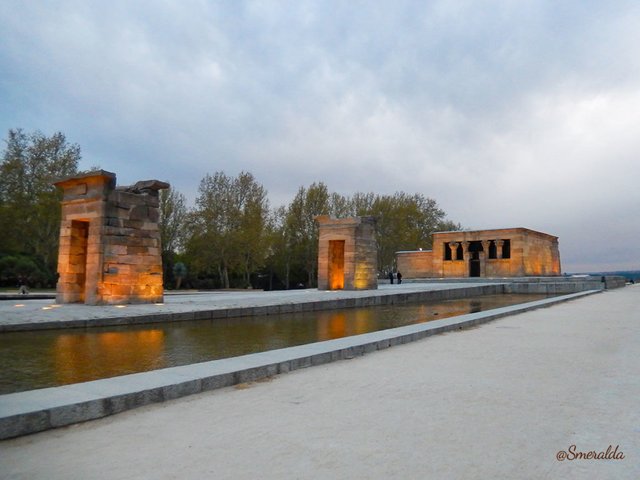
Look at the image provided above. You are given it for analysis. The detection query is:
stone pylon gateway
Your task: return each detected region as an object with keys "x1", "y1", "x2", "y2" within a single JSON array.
[
  {"x1": 54, "y1": 170, "x2": 169, "y2": 305},
  {"x1": 316, "y1": 216, "x2": 378, "y2": 290}
]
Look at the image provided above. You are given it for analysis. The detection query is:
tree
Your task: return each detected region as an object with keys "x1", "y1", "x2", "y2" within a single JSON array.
[
  {"x1": 186, "y1": 171, "x2": 270, "y2": 288},
  {"x1": 0, "y1": 129, "x2": 81, "y2": 285},
  {"x1": 159, "y1": 187, "x2": 189, "y2": 286},
  {"x1": 0, "y1": 255, "x2": 49, "y2": 288},
  {"x1": 233, "y1": 172, "x2": 271, "y2": 287},
  {"x1": 264, "y1": 206, "x2": 292, "y2": 289},
  {"x1": 283, "y1": 182, "x2": 331, "y2": 288},
  {"x1": 329, "y1": 192, "x2": 352, "y2": 217},
  {"x1": 159, "y1": 187, "x2": 188, "y2": 256}
]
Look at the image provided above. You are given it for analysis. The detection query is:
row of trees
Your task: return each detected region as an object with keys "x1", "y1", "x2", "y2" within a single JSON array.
[
  {"x1": 0, "y1": 128, "x2": 460, "y2": 290},
  {"x1": 161, "y1": 175, "x2": 460, "y2": 290}
]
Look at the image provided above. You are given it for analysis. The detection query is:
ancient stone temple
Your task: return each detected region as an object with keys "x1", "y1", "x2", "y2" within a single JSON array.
[
  {"x1": 316, "y1": 216, "x2": 378, "y2": 290},
  {"x1": 54, "y1": 170, "x2": 169, "y2": 305},
  {"x1": 396, "y1": 227, "x2": 561, "y2": 278}
]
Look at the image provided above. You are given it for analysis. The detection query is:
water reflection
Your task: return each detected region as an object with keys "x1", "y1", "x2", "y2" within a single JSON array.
[
  {"x1": 53, "y1": 330, "x2": 165, "y2": 385},
  {"x1": 0, "y1": 294, "x2": 550, "y2": 394}
]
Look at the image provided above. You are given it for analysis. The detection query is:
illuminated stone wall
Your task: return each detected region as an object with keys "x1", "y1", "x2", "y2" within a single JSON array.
[
  {"x1": 396, "y1": 250, "x2": 433, "y2": 278},
  {"x1": 54, "y1": 171, "x2": 169, "y2": 305},
  {"x1": 316, "y1": 216, "x2": 378, "y2": 290},
  {"x1": 396, "y1": 228, "x2": 561, "y2": 278}
]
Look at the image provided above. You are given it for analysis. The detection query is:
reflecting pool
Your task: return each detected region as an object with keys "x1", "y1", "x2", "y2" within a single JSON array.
[{"x1": 0, "y1": 294, "x2": 550, "y2": 394}]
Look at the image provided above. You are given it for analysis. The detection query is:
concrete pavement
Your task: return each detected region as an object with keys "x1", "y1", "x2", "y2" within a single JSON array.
[
  {"x1": 1, "y1": 285, "x2": 637, "y2": 479},
  {"x1": 0, "y1": 283, "x2": 503, "y2": 331}
]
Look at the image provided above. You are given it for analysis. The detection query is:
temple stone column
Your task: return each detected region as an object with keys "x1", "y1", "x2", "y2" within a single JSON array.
[
  {"x1": 462, "y1": 241, "x2": 470, "y2": 276},
  {"x1": 480, "y1": 240, "x2": 491, "y2": 276},
  {"x1": 449, "y1": 242, "x2": 460, "y2": 260},
  {"x1": 495, "y1": 240, "x2": 504, "y2": 259}
]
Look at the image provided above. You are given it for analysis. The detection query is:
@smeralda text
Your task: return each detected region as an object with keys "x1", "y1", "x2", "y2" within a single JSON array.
[{"x1": 556, "y1": 445, "x2": 624, "y2": 461}]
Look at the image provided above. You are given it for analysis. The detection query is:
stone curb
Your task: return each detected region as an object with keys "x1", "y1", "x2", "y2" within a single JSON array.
[
  {"x1": 0, "y1": 294, "x2": 56, "y2": 301},
  {"x1": 0, "y1": 289, "x2": 599, "y2": 440}
]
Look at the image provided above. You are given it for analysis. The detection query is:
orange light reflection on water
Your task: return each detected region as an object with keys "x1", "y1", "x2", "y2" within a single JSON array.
[
  {"x1": 316, "y1": 309, "x2": 374, "y2": 340},
  {"x1": 53, "y1": 329, "x2": 165, "y2": 385}
]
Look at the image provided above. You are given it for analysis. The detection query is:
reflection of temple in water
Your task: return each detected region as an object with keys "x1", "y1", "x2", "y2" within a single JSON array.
[
  {"x1": 54, "y1": 330, "x2": 165, "y2": 385},
  {"x1": 316, "y1": 310, "x2": 375, "y2": 340}
]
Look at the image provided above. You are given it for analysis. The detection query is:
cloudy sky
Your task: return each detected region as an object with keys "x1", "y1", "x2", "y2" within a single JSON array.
[{"x1": 1, "y1": 0, "x2": 639, "y2": 272}]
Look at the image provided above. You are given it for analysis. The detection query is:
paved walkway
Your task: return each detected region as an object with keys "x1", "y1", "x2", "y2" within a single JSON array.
[
  {"x1": 0, "y1": 283, "x2": 492, "y2": 329},
  {"x1": 1, "y1": 285, "x2": 638, "y2": 479}
]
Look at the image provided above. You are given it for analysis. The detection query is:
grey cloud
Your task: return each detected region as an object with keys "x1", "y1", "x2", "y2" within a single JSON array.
[{"x1": 1, "y1": 0, "x2": 639, "y2": 271}]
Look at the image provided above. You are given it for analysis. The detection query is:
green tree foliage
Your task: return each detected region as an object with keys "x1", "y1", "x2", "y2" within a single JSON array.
[
  {"x1": 265, "y1": 206, "x2": 294, "y2": 289},
  {"x1": 282, "y1": 182, "x2": 331, "y2": 288},
  {"x1": 186, "y1": 171, "x2": 270, "y2": 288},
  {"x1": 159, "y1": 187, "x2": 188, "y2": 256},
  {"x1": 0, "y1": 255, "x2": 49, "y2": 288},
  {"x1": 0, "y1": 129, "x2": 81, "y2": 286},
  {"x1": 159, "y1": 187, "x2": 189, "y2": 287}
]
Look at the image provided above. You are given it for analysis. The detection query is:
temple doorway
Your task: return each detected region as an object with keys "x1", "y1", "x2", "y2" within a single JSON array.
[
  {"x1": 69, "y1": 220, "x2": 89, "y2": 302},
  {"x1": 469, "y1": 252, "x2": 481, "y2": 277},
  {"x1": 328, "y1": 240, "x2": 345, "y2": 290},
  {"x1": 468, "y1": 241, "x2": 483, "y2": 277}
]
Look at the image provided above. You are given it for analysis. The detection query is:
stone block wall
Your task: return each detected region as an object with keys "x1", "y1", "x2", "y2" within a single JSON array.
[
  {"x1": 603, "y1": 275, "x2": 627, "y2": 289},
  {"x1": 520, "y1": 230, "x2": 562, "y2": 275},
  {"x1": 396, "y1": 250, "x2": 433, "y2": 278},
  {"x1": 54, "y1": 171, "x2": 168, "y2": 305},
  {"x1": 316, "y1": 216, "x2": 378, "y2": 290}
]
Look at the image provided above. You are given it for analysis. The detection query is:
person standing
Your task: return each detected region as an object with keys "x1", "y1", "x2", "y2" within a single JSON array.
[
  {"x1": 18, "y1": 276, "x2": 29, "y2": 294},
  {"x1": 397, "y1": 271, "x2": 402, "y2": 284},
  {"x1": 388, "y1": 271, "x2": 394, "y2": 284}
]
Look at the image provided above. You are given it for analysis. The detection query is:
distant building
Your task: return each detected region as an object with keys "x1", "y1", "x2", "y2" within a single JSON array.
[{"x1": 396, "y1": 228, "x2": 561, "y2": 278}]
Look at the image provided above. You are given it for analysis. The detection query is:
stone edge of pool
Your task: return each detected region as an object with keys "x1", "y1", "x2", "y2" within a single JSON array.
[
  {"x1": 0, "y1": 289, "x2": 599, "y2": 440},
  {"x1": 0, "y1": 279, "x2": 604, "y2": 332}
]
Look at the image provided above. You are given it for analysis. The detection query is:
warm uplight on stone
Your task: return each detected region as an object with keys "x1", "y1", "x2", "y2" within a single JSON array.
[
  {"x1": 316, "y1": 216, "x2": 377, "y2": 290},
  {"x1": 396, "y1": 227, "x2": 561, "y2": 278},
  {"x1": 54, "y1": 170, "x2": 168, "y2": 305}
]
